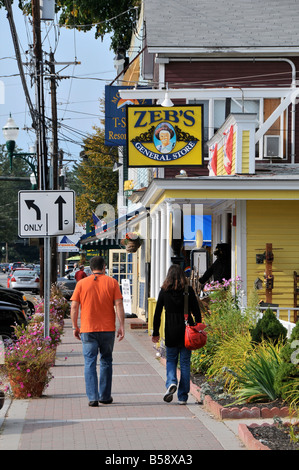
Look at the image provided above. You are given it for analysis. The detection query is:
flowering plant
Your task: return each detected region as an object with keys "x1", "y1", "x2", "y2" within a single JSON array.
[
  {"x1": 121, "y1": 231, "x2": 143, "y2": 246},
  {"x1": 4, "y1": 326, "x2": 55, "y2": 397},
  {"x1": 120, "y1": 232, "x2": 143, "y2": 252}
]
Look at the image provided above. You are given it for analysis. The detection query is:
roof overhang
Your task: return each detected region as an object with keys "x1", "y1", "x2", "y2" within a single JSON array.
[
  {"x1": 119, "y1": 87, "x2": 293, "y2": 102},
  {"x1": 140, "y1": 177, "x2": 299, "y2": 210},
  {"x1": 148, "y1": 47, "x2": 299, "y2": 57}
]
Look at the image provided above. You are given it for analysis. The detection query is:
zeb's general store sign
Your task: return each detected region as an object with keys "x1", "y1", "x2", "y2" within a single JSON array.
[{"x1": 126, "y1": 105, "x2": 203, "y2": 167}]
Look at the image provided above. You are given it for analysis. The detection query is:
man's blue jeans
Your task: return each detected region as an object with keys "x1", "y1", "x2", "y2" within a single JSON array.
[
  {"x1": 81, "y1": 331, "x2": 115, "y2": 402},
  {"x1": 166, "y1": 345, "x2": 191, "y2": 402}
]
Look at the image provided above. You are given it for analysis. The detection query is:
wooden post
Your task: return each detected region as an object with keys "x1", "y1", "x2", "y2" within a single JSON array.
[{"x1": 265, "y1": 243, "x2": 274, "y2": 303}]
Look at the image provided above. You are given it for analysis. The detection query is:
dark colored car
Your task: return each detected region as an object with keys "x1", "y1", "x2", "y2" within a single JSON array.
[
  {"x1": 1, "y1": 263, "x2": 9, "y2": 273},
  {"x1": 0, "y1": 301, "x2": 28, "y2": 340},
  {"x1": 0, "y1": 286, "x2": 33, "y2": 318}
]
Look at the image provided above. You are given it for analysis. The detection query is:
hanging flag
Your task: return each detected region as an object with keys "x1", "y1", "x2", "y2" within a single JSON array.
[
  {"x1": 92, "y1": 212, "x2": 100, "y2": 227},
  {"x1": 209, "y1": 143, "x2": 218, "y2": 176},
  {"x1": 224, "y1": 125, "x2": 233, "y2": 175}
]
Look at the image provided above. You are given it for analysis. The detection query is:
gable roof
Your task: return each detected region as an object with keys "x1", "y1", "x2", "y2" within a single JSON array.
[{"x1": 143, "y1": 0, "x2": 299, "y2": 54}]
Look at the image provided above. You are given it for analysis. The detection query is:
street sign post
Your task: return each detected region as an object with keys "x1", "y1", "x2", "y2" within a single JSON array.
[
  {"x1": 18, "y1": 190, "x2": 75, "y2": 237},
  {"x1": 18, "y1": 190, "x2": 75, "y2": 338}
]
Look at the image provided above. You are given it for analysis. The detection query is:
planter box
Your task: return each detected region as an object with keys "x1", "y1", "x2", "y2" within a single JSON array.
[
  {"x1": 202, "y1": 395, "x2": 289, "y2": 420},
  {"x1": 238, "y1": 423, "x2": 271, "y2": 451}
]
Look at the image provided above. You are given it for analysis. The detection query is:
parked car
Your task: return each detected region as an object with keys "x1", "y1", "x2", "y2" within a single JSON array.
[
  {"x1": 33, "y1": 264, "x2": 40, "y2": 275},
  {"x1": 10, "y1": 269, "x2": 40, "y2": 294},
  {"x1": 1, "y1": 263, "x2": 9, "y2": 273},
  {"x1": 0, "y1": 301, "x2": 28, "y2": 340},
  {"x1": 11, "y1": 262, "x2": 25, "y2": 271},
  {"x1": 7, "y1": 268, "x2": 31, "y2": 288},
  {"x1": 57, "y1": 267, "x2": 91, "y2": 299},
  {"x1": 0, "y1": 286, "x2": 32, "y2": 318}
]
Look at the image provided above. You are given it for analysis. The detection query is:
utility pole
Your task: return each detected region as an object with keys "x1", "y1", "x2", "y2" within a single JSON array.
[
  {"x1": 48, "y1": 51, "x2": 58, "y2": 283},
  {"x1": 32, "y1": 0, "x2": 48, "y2": 304},
  {"x1": 32, "y1": 0, "x2": 47, "y2": 191}
]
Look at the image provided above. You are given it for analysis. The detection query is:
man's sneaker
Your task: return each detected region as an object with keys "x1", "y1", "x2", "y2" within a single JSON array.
[
  {"x1": 178, "y1": 400, "x2": 187, "y2": 405},
  {"x1": 163, "y1": 384, "x2": 177, "y2": 402}
]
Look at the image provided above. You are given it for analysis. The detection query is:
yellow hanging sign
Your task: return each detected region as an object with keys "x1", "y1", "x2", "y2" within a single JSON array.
[{"x1": 126, "y1": 105, "x2": 204, "y2": 167}]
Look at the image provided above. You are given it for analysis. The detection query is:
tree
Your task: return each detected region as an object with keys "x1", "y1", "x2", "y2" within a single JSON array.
[
  {"x1": 11, "y1": 0, "x2": 141, "y2": 52},
  {"x1": 72, "y1": 127, "x2": 118, "y2": 227},
  {"x1": 0, "y1": 144, "x2": 39, "y2": 261}
]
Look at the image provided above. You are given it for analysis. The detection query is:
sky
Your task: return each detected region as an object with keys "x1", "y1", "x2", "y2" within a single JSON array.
[{"x1": 0, "y1": 2, "x2": 116, "y2": 171}]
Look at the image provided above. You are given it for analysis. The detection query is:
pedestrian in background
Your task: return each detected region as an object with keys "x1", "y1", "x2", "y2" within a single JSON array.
[
  {"x1": 75, "y1": 265, "x2": 87, "y2": 282},
  {"x1": 152, "y1": 264, "x2": 202, "y2": 404},
  {"x1": 70, "y1": 256, "x2": 125, "y2": 407}
]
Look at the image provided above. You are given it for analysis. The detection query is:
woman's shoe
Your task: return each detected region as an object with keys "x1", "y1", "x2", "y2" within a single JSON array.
[{"x1": 163, "y1": 384, "x2": 177, "y2": 402}]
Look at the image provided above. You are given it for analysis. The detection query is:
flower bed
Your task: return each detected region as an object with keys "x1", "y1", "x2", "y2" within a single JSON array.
[
  {"x1": 189, "y1": 279, "x2": 299, "y2": 416},
  {"x1": 191, "y1": 374, "x2": 290, "y2": 420},
  {"x1": 239, "y1": 422, "x2": 299, "y2": 451}
]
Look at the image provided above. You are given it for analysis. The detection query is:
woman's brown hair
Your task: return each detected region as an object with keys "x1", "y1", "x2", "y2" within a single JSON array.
[{"x1": 161, "y1": 264, "x2": 187, "y2": 291}]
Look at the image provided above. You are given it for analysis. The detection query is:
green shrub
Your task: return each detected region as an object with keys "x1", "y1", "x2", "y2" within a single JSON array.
[
  {"x1": 274, "y1": 322, "x2": 299, "y2": 404},
  {"x1": 206, "y1": 331, "x2": 253, "y2": 394},
  {"x1": 191, "y1": 280, "x2": 257, "y2": 375},
  {"x1": 229, "y1": 340, "x2": 283, "y2": 403},
  {"x1": 250, "y1": 308, "x2": 287, "y2": 344}
]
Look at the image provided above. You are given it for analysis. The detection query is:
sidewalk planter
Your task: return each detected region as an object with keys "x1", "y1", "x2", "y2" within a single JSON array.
[
  {"x1": 8, "y1": 364, "x2": 52, "y2": 399},
  {"x1": 4, "y1": 327, "x2": 55, "y2": 399}
]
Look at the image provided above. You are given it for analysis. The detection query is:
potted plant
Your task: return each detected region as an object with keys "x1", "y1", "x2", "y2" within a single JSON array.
[
  {"x1": 4, "y1": 326, "x2": 55, "y2": 398},
  {"x1": 120, "y1": 232, "x2": 143, "y2": 253}
]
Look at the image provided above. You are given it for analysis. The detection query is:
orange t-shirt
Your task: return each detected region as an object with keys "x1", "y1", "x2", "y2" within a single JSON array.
[{"x1": 70, "y1": 274, "x2": 123, "y2": 333}]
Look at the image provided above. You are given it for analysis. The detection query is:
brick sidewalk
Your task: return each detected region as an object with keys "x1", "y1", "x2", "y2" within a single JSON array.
[{"x1": 0, "y1": 318, "x2": 244, "y2": 451}]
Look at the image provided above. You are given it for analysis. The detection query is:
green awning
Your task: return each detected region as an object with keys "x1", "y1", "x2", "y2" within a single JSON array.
[{"x1": 80, "y1": 237, "x2": 122, "y2": 251}]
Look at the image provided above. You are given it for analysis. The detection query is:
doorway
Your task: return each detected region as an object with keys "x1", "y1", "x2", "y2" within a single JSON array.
[{"x1": 109, "y1": 249, "x2": 138, "y2": 313}]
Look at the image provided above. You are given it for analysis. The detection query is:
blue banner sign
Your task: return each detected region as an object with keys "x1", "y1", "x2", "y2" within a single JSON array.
[{"x1": 105, "y1": 85, "x2": 151, "y2": 146}]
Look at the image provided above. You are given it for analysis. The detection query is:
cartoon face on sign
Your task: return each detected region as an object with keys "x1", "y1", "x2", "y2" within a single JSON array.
[{"x1": 154, "y1": 123, "x2": 176, "y2": 154}]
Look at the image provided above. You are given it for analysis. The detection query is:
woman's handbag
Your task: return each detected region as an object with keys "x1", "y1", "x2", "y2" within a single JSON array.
[{"x1": 184, "y1": 284, "x2": 207, "y2": 350}]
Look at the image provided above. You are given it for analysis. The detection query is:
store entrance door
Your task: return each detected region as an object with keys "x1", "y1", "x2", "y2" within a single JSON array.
[{"x1": 109, "y1": 249, "x2": 137, "y2": 314}]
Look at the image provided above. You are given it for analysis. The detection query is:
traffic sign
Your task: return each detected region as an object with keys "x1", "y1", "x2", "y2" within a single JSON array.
[{"x1": 18, "y1": 190, "x2": 75, "y2": 237}]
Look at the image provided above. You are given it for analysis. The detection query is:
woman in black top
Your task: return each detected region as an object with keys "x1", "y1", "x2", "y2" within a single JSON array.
[{"x1": 152, "y1": 265, "x2": 202, "y2": 404}]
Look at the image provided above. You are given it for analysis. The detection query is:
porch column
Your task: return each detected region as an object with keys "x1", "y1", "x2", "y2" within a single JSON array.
[
  {"x1": 150, "y1": 211, "x2": 156, "y2": 298},
  {"x1": 160, "y1": 204, "x2": 167, "y2": 285},
  {"x1": 236, "y1": 201, "x2": 247, "y2": 300},
  {"x1": 155, "y1": 210, "x2": 161, "y2": 298},
  {"x1": 166, "y1": 200, "x2": 173, "y2": 272}
]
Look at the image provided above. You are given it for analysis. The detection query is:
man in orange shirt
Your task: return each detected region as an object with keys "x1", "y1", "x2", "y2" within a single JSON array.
[{"x1": 70, "y1": 256, "x2": 125, "y2": 407}]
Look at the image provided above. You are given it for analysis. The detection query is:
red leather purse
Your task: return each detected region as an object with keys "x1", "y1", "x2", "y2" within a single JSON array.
[
  {"x1": 185, "y1": 322, "x2": 207, "y2": 350},
  {"x1": 184, "y1": 284, "x2": 207, "y2": 350}
]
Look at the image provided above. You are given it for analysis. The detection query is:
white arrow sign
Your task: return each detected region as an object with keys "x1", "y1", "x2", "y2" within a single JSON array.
[{"x1": 18, "y1": 190, "x2": 75, "y2": 237}]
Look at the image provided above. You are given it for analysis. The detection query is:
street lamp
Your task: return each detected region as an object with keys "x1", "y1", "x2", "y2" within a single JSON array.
[
  {"x1": 2, "y1": 114, "x2": 19, "y2": 165},
  {"x1": 2, "y1": 114, "x2": 38, "y2": 185}
]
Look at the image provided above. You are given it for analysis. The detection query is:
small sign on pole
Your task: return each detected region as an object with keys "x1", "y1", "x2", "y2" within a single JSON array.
[{"x1": 121, "y1": 279, "x2": 132, "y2": 316}]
